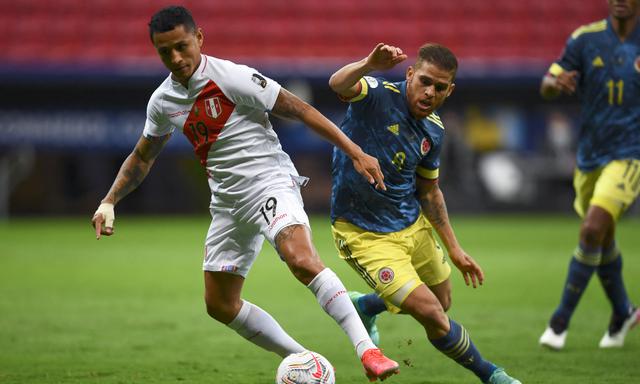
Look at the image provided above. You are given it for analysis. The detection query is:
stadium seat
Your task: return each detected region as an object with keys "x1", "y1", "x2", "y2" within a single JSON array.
[{"x1": 0, "y1": 1, "x2": 609, "y2": 70}]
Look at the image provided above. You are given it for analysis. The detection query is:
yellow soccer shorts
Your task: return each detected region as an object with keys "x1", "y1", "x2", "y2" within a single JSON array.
[
  {"x1": 332, "y1": 215, "x2": 451, "y2": 314},
  {"x1": 573, "y1": 159, "x2": 640, "y2": 221}
]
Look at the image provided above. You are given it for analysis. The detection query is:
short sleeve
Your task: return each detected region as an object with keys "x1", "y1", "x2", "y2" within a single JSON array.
[
  {"x1": 215, "y1": 61, "x2": 281, "y2": 111},
  {"x1": 142, "y1": 92, "x2": 174, "y2": 138},
  {"x1": 417, "y1": 137, "x2": 442, "y2": 180},
  {"x1": 548, "y1": 31, "x2": 583, "y2": 76}
]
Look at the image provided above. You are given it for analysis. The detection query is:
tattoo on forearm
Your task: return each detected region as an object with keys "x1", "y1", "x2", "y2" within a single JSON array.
[
  {"x1": 420, "y1": 192, "x2": 449, "y2": 229},
  {"x1": 106, "y1": 135, "x2": 167, "y2": 203},
  {"x1": 272, "y1": 89, "x2": 310, "y2": 120},
  {"x1": 111, "y1": 159, "x2": 149, "y2": 203}
]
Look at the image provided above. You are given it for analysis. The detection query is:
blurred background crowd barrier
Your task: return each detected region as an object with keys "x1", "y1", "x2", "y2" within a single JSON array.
[{"x1": 2, "y1": 0, "x2": 633, "y2": 218}]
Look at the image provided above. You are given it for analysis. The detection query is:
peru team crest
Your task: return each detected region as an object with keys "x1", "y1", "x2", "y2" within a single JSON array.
[
  {"x1": 378, "y1": 267, "x2": 394, "y2": 284},
  {"x1": 420, "y1": 137, "x2": 431, "y2": 155},
  {"x1": 205, "y1": 97, "x2": 222, "y2": 118}
]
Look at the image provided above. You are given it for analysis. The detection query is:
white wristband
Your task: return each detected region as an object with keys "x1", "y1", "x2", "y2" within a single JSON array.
[{"x1": 94, "y1": 203, "x2": 115, "y2": 228}]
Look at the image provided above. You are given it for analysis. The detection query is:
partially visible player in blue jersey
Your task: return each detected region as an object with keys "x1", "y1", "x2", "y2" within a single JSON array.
[
  {"x1": 539, "y1": 0, "x2": 640, "y2": 350},
  {"x1": 328, "y1": 42, "x2": 521, "y2": 384}
]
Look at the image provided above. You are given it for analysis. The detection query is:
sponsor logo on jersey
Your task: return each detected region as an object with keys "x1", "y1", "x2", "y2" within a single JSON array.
[
  {"x1": 267, "y1": 212, "x2": 289, "y2": 231},
  {"x1": 205, "y1": 97, "x2": 222, "y2": 118},
  {"x1": 387, "y1": 124, "x2": 400, "y2": 135},
  {"x1": 420, "y1": 137, "x2": 431, "y2": 155},
  {"x1": 364, "y1": 76, "x2": 378, "y2": 88},
  {"x1": 251, "y1": 73, "x2": 267, "y2": 88},
  {"x1": 378, "y1": 267, "x2": 394, "y2": 284},
  {"x1": 635, "y1": 57, "x2": 640, "y2": 73},
  {"x1": 592, "y1": 56, "x2": 604, "y2": 68},
  {"x1": 168, "y1": 110, "x2": 190, "y2": 118}
]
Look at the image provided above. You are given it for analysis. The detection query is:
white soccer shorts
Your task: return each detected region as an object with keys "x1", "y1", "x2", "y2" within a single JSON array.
[{"x1": 203, "y1": 180, "x2": 310, "y2": 277}]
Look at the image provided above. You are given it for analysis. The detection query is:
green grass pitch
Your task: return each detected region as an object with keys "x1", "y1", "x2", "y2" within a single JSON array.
[{"x1": 1, "y1": 215, "x2": 639, "y2": 383}]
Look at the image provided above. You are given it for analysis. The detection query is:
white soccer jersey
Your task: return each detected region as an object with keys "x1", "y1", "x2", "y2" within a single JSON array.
[{"x1": 143, "y1": 54, "x2": 300, "y2": 203}]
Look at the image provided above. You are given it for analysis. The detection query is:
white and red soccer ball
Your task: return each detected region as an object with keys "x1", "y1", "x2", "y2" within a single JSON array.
[{"x1": 275, "y1": 350, "x2": 335, "y2": 384}]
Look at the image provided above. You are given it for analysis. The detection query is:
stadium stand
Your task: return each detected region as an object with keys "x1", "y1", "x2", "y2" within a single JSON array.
[
  {"x1": 0, "y1": 1, "x2": 612, "y2": 216},
  {"x1": 1, "y1": 0, "x2": 607, "y2": 74}
]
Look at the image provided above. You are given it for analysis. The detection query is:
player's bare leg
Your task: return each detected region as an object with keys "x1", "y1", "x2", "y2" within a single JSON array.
[
  {"x1": 403, "y1": 284, "x2": 520, "y2": 383},
  {"x1": 204, "y1": 271, "x2": 305, "y2": 357},
  {"x1": 427, "y1": 278, "x2": 452, "y2": 312},
  {"x1": 579, "y1": 205, "x2": 612, "y2": 250},
  {"x1": 276, "y1": 224, "x2": 399, "y2": 381},
  {"x1": 402, "y1": 284, "x2": 450, "y2": 338},
  {"x1": 274, "y1": 224, "x2": 325, "y2": 285}
]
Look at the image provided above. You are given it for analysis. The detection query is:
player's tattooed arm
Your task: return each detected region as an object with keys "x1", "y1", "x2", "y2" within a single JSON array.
[
  {"x1": 271, "y1": 89, "x2": 386, "y2": 190},
  {"x1": 270, "y1": 88, "x2": 311, "y2": 121},
  {"x1": 101, "y1": 134, "x2": 170, "y2": 205},
  {"x1": 417, "y1": 177, "x2": 450, "y2": 231},
  {"x1": 417, "y1": 176, "x2": 484, "y2": 287}
]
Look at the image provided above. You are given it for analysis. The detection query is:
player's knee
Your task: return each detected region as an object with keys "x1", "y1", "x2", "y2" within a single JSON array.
[
  {"x1": 439, "y1": 293, "x2": 452, "y2": 312},
  {"x1": 580, "y1": 221, "x2": 607, "y2": 246},
  {"x1": 286, "y1": 254, "x2": 324, "y2": 285},
  {"x1": 412, "y1": 301, "x2": 448, "y2": 332},
  {"x1": 204, "y1": 299, "x2": 240, "y2": 324}
]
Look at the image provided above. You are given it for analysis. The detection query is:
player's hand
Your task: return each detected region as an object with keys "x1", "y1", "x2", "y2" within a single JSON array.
[
  {"x1": 366, "y1": 43, "x2": 408, "y2": 71},
  {"x1": 351, "y1": 151, "x2": 386, "y2": 191},
  {"x1": 554, "y1": 70, "x2": 578, "y2": 95},
  {"x1": 449, "y1": 248, "x2": 484, "y2": 288},
  {"x1": 92, "y1": 203, "x2": 115, "y2": 239}
]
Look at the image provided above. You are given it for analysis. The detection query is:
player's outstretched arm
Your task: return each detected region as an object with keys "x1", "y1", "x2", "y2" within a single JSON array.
[
  {"x1": 328, "y1": 43, "x2": 408, "y2": 99},
  {"x1": 416, "y1": 177, "x2": 484, "y2": 288},
  {"x1": 540, "y1": 70, "x2": 578, "y2": 100},
  {"x1": 92, "y1": 134, "x2": 170, "y2": 239},
  {"x1": 271, "y1": 88, "x2": 386, "y2": 191}
]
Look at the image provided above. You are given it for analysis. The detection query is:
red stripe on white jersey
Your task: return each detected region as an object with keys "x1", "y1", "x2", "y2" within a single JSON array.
[{"x1": 183, "y1": 80, "x2": 235, "y2": 166}]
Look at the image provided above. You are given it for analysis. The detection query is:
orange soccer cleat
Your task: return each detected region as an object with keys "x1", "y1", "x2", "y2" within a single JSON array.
[{"x1": 360, "y1": 348, "x2": 399, "y2": 382}]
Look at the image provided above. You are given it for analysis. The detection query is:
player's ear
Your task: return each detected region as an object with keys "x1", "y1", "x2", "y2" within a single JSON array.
[
  {"x1": 446, "y1": 83, "x2": 455, "y2": 97},
  {"x1": 196, "y1": 27, "x2": 204, "y2": 48},
  {"x1": 406, "y1": 66, "x2": 414, "y2": 81}
]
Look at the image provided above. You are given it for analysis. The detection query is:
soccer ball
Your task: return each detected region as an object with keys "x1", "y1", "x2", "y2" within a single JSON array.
[{"x1": 275, "y1": 350, "x2": 335, "y2": 384}]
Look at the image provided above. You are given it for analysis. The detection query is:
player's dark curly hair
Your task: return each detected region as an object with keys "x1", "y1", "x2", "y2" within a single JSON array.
[
  {"x1": 148, "y1": 5, "x2": 197, "y2": 41},
  {"x1": 415, "y1": 43, "x2": 458, "y2": 80}
]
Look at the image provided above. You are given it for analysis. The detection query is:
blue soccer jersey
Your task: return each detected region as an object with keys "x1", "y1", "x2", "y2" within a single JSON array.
[
  {"x1": 331, "y1": 76, "x2": 445, "y2": 233},
  {"x1": 549, "y1": 17, "x2": 640, "y2": 171}
]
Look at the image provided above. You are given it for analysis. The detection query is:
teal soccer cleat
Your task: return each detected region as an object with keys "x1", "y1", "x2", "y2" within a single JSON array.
[
  {"x1": 349, "y1": 291, "x2": 380, "y2": 346},
  {"x1": 486, "y1": 368, "x2": 522, "y2": 384}
]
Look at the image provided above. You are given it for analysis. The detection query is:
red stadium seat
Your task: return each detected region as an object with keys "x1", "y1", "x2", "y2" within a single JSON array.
[{"x1": 0, "y1": 1, "x2": 611, "y2": 70}]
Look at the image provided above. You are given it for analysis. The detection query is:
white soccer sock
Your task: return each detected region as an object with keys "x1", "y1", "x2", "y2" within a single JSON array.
[
  {"x1": 227, "y1": 300, "x2": 306, "y2": 358},
  {"x1": 307, "y1": 268, "x2": 376, "y2": 358}
]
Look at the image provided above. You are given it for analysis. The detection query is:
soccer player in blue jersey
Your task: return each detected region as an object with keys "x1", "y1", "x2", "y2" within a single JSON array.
[
  {"x1": 538, "y1": 0, "x2": 640, "y2": 350},
  {"x1": 328, "y1": 43, "x2": 521, "y2": 384}
]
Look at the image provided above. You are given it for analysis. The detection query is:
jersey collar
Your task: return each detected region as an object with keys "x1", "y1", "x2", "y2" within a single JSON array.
[{"x1": 170, "y1": 54, "x2": 207, "y2": 91}]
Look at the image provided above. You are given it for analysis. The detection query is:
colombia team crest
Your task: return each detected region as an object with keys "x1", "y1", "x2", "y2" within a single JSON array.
[
  {"x1": 205, "y1": 97, "x2": 222, "y2": 119},
  {"x1": 378, "y1": 267, "x2": 394, "y2": 284},
  {"x1": 420, "y1": 137, "x2": 431, "y2": 155}
]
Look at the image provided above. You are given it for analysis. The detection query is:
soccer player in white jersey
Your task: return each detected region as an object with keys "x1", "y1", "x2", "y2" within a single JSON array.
[{"x1": 90, "y1": 5, "x2": 399, "y2": 381}]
